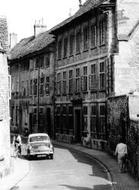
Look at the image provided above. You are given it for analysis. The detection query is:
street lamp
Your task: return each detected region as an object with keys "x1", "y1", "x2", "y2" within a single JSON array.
[{"x1": 37, "y1": 65, "x2": 40, "y2": 132}]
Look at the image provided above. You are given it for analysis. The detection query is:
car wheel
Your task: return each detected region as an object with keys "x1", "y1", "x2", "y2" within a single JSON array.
[
  {"x1": 27, "y1": 149, "x2": 31, "y2": 160},
  {"x1": 27, "y1": 154, "x2": 31, "y2": 160},
  {"x1": 50, "y1": 155, "x2": 53, "y2": 159}
]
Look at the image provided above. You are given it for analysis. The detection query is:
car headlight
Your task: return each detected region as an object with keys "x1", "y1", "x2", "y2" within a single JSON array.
[{"x1": 50, "y1": 144, "x2": 53, "y2": 150}]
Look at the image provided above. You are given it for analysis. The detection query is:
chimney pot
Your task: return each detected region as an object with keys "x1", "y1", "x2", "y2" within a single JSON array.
[
  {"x1": 34, "y1": 19, "x2": 47, "y2": 37},
  {"x1": 79, "y1": 0, "x2": 82, "y2": 8}
]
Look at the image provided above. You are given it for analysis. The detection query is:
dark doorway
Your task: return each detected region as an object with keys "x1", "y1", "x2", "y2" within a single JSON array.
[
  {"x1": 74, "y1": 109, "x2": 81, "y2": 143},
  {"x1": 120, "y1": 112, "x2": 126, "y2": 143},
  {"x1": 46, "y1": 108, "x2": 51, "y2": 137},
  {"x1": 29, "y1": 113, "x2": 33, "y2": 133}
]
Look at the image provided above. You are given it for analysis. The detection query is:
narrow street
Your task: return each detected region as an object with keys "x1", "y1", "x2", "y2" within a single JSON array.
[{"x1": 10, "y1": 145, "x2": 112, "y2": 190}]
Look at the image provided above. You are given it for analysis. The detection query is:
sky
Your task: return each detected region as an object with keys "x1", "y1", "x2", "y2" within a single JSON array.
[{"x1": 0, "y1": 0, "x2": 86, "y2": 42}]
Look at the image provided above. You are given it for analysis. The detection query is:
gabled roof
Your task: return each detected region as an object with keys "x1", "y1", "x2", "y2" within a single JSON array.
[
  {"x1": 118, "y1": 20, "x2": 139, "y2": 41},
  {"x1": 50, "y1": 0, "x2": 107, "y2": 34},
  {"x1": 9, "y1": 31, "x2": 55, "y2": 61},
  {"x1": 117, "y1": 1, "x2": 139, "y2": 41}
]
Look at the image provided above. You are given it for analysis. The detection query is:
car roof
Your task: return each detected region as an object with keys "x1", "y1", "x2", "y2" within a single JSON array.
[{"x1": 28, "y1": 133, "x2": 49, "y2": 138}]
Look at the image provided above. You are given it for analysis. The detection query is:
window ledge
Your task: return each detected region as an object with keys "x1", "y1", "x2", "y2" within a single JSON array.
[
  {"x1": 83, "y1": 49, "x2": 89, "y2": 53},
  {"x1": 90, "y1": 89, "x2": 97, "y2": 92},
  {"x1": 76, "y1": 51, "x2": 81, "y2": 55},
  {"x1": 91, "y1": 46, "x2": 97, "y2": 50},
  {"x1": 99, "y1": 89, "x2": 106, "y2": 92},
  {"x1": 82, "y1": 90, "x2": 88, "y2": 94},
  {"x1": 99, "y1": 43, "x2": 106, "y2": 47},
  {"x1": 69, "y1": 54, "x2": 74, "y2": 58},
  {"x1": 75, "y1": 92, "x2": 81, "y2": 95},
  {"x1": 63, "y1": 56, "x2": 67, "y2": 59}
]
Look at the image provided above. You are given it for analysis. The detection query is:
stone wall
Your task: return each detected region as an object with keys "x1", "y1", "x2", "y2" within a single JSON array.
[
  {"x1": 0, "y1": 52, "x2": 11, "y2": 178},
  {"x1": 107, "y1": 95, "x2": 128, "y2": 152},
  {"x1": 0, "y1": 16, "x2": 11, "y2": 178},
  {"x1": 107, "y1": 94, "x2": 139, "y2": 178}
]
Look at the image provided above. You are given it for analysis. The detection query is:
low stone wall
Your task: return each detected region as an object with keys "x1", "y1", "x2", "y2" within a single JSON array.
[
  {"x1": 55, "y1": 133, "x2": 75, "y2": 144},
  {"x1": 91, "y1": 139, "x2": 108, "y2": 151}
]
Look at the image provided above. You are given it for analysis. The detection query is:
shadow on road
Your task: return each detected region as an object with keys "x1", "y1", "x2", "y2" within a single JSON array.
[
  {"x1": 20, "y1": 155, "x2": 52, "y2": 161},
  {"x1": 54, "y1": 144, "x2": 108, "y2": 180}
]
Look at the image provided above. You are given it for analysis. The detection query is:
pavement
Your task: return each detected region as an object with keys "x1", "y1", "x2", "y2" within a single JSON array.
[
  {"x1": 0, "y1": 145, "x2": 30, "y2": 190},
  {"x1": 53, "y1": 141, "x2": 139, "y2": 190},
  {"x1": 0, "y1": 141, "x2": 139, "y2": 190}
]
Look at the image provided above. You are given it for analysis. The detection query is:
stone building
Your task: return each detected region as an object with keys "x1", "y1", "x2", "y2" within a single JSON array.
[
  {"x1": 0, "y1": 16, "x2": 11, "y2": 177},
  {"x1": 50, "y1": 0, "x2": 117, "y2": 146},
  {"x1": 8, "y1": 25, "x2": 55, "y2": 137},
  {"x1": 115, "y1": 0, "x2": 139, "y2": 95},
  {"x1": 9, "y1": 0, "x2": 139, "y2": 151}
]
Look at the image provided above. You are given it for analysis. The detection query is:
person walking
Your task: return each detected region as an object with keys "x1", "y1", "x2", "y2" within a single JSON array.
[
  {"x1": 15, "y1": 134, "x2": 22, "y2": 156},
  {"x1": 115, "y1": 138, "x2": 127, "y2": 173}
]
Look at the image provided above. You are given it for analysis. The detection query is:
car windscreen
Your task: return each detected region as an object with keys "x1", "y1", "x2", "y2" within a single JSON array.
[{"x1": 29, "y1": 135, "x2": 49, "y2": 142}]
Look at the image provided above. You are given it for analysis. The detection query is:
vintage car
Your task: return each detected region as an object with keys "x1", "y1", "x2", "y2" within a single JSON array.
[{"x1": 27, "y1": 133, "x2": 54, "y2": 159}]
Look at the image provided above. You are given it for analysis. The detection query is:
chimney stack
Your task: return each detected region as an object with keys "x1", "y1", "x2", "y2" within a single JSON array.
[
  {"x1": 79, "y1": 0, "x2": 82, "y2": 8},
  {"x1": 0, "y1": 16, "x2": 8, "y2": 52},
  {"x1": 34, "y1": 19, "x2": 47, "y2": 37},
  {"x1": 9, "y1": 33, "x2": 17, "y2": 49}
]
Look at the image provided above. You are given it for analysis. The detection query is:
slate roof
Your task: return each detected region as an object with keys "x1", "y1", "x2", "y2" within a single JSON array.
[
  {"x1": 9, "y1": 31, "x2": 55, "y2": 61},
  {"x1": 50, "y1": 0, "x2": 106, "y2": 33}
]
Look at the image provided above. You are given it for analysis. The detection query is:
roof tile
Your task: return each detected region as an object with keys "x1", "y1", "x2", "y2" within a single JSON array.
[{"x1": 9, "y1": 31, "x2": 55, "y2": 60}]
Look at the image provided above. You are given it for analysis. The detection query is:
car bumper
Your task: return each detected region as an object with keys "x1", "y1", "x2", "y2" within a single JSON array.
[{"x1": 29, "y1": 150, "x2": 53, "y2": 156}]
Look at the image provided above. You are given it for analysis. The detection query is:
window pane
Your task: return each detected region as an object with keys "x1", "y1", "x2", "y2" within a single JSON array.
[
  {"x1": 30, "y1": 80, "x2": 32, "y2": 95},
  {"x1": 64, "y1": 37, "x2": 68, "y2": 58},
  {"x1": 57, "y1": 73, "x2": 61, "y2": 95},
  {"x1": 83, "y1": 106, "x2": 88, "y2": 115},
  {"x1": 83, "y1": 26, "x2": 89, "y2": 50},
  {"x1": 70, "y1": 34, "x2": 74, "y2": 55},
  {"x1": 82, "y1": 66, "x2": 87, "y2": 91},
  {"x1": 34, "y1": 79, "x2": 37, "y2": 95},
  {"x1": 45, "y1": 77, "x2": 50, "y2": 95},
  {"x1": 99, "y1": 61, "x2": 105, "y2": 89},
  {"x1": 58, "y1": 40, "x2": 62, "y2": 59},
  {"x1": 63, "y1": 71, "x2": 67, "y2": 95},
  {"x1": 90, "y1": 64, "x2": 97, "y2": 90},
  {"x1": 40, "y1": 76, "x2": 44, "y2": 95},
  {"x1": 76, "y1": 30, "x2": 81, "y2": 53},
  {"x1": 75, "y1": 68, "x2": 80, "y2": 93},
  {"x1": 100, "y1": 105, "x2": 105, "y2": 116},
  {"x1": 91, "y1": 104, "x2": 97, "y2": 115},
  {"x1": 69, "y1": 70, "x2": 73, "y2": 94},
  {"x1": 91, "y1": 25, "x2": 97, "y2": 48},
  {"x1": 45, "y1": 55, "x2": 50, "y2": 68}
]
